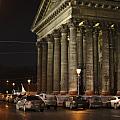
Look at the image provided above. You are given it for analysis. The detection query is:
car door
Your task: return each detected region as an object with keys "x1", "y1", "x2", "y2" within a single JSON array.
[{"x1": 18, "y1": 97, "x2": 26, "y2": 109}]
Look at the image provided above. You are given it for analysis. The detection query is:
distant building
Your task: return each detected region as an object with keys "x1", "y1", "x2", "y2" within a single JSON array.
[{"x1": 32, "y1": 0, "x2": 120, "y2": 95}]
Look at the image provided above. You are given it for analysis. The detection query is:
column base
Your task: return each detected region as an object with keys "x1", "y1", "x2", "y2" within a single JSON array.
[
  {"x1": 69, "y1": 91, "x2": 77, "y2": 95},
  {"x1": 60, "y1": 91, "x2": 68, "y2": 95},
  {"x1": 85, "y1": 90, "x2": 94, "y2": 96},
  {"x1": 116, "y1": 91, "x2": 120, "y2": 96},
  {"x1": 100, "y1": 91, "x2": 110, "y2": 96}
]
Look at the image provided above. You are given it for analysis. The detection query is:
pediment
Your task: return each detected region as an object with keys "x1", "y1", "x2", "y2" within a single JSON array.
[{"x1": 32, "y1": 0, "x2": 63, "y2": 28}]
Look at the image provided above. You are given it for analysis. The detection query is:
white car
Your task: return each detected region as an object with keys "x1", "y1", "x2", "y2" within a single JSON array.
[
  {"x1": 16, "y1": 95, "x2": 45, "y2": 112},
  {"x1": 109, "y1": 96, "x2": 120, "y2": 109}
]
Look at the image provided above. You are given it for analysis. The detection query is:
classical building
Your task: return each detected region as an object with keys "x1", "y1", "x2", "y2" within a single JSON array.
[{"x1": 31, "y1": 0, "x2": 120, "y2": 95}]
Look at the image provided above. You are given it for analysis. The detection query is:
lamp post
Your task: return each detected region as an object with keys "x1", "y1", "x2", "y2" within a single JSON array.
[
  {"x1": 6, "y1": 80, "x2": 9, "y2": 94},
  {"x1": 27, "y1": 79, "x2": 31, "y2": 94},
  {"x1": 12, "y1": 83, "x2": 15, "y2": 94},
  {"x1": 76, "y1": 68, "x2": 81, "y2": 96}
]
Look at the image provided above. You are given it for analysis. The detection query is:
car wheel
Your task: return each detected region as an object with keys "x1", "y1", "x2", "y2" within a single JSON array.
[
  {"x1": 70, "y1": 104, "x2": 73, "y2": 110},
  {"x1": 47, "y1": 105, "x2": 50, "y2": 110},
  {"x1": 40, "y1": 109, "x2": 44, "y2": 112},
  {"x1": 114, "y1": 104, "x2": 117, "y2": 109},
  {"x1": 54, "y1": 106, "x2": 57, "y2": 110},
  {"x1": 23, "y1": 105, "x2": 26, "y2": 112},
  {"x1": 89, "y1": 103, "x2": 92, "y2": 109},
  {"x1": 16, "y1": 104, "x2": 19, "y2": 110}
]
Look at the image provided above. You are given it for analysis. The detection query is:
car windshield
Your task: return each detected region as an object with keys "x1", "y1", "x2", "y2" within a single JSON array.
[
  {"x1": 46, "y1": 96, "x2": 56, "y2": 100},
  {"x1": 118, "y1": 97, "x2": 120, "y2": 99},
  {"x1": 27, "y1": 96, "x2": 40, "y2": 101}
]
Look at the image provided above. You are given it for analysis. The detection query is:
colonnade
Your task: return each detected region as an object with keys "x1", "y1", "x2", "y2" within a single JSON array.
[{"x1": 36, "y1": 19, "x2": 120, "y2": 95}]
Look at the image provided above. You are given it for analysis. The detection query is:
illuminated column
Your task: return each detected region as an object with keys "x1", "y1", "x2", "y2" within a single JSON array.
[
  {"x1": 53, "y1": 29, "x2": 61, "y2": 94},
  {"x1": 36, "y1": 41, "x2": 42, "y2": 94},
  {"x1": 93, "y1": 26, "x2": 100, "y2": 95},
  {"x1": 101, "y1": 22, "x2": 110, "y2": 95},
  {"x1": 60, "y1": 24, "x2": 68, "y2": 94},
  {"x1": 116, "y1": 25, "x2": 120, "y2": 95},
  {"x1": 77, "y1": 25, "x2": 85, "y2": 95},
  {"x1": 109, "y1": 25, "x2": 116, "y2": 95},
  {"x1": 85, "y1": 22, "x2": 94, "y2": 95},
  {"x1": 41, "y1": 39, "x2": 47, "y2": 93},
  {"x1": 68, "y1": 20, "x2": 78, "y2": 95},
  {"x1": 46, "y1": 34, "x2": 54, "y2": 94}
]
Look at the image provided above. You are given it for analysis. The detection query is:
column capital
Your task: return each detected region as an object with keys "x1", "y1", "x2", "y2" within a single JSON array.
[
  {"x1": 68, "y1": 18, "x2": 78, "y2": 28},
  {"x1": 116, "y1": 24, "x2": 120, "y2": 32},
  {"x1": 46, "y1": 34, "x2": 54, "y2": 42},
  {"x1": 53, "y1": 29, "x2": 61, "y2": 38},
  {"x1": 41, "y1": 38, "x2": 47, "y2": 47},
  {"x1": 100, "y1": 21, "x2": 110, "y2": 30},
  {"x1": 78, "y1": 26, "x2": 85, "y2": 34},
  {"x1": 36, "y1": 41, "x2": 42, "y2": 48},
  {"x1": 60, "y1": 24, "x2": 68, "y2": 33},
  {"x1": 94, "y1": 27, "x2": 100, "y2": 37},
  {"x1": 85, "y1": 20, "x2": 94, "y2": 30}
]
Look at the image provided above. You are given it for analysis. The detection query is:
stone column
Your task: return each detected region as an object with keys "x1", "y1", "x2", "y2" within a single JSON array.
[
  {"x1": 93, "y1": 27, "x2": 99, "y2": 95},
  {"x1": 46, "y1": 34, "x2": 54, "y2": 94},
  {"x1": 60, "y1": 24, "x2": 68, "y2": 95},
  {"x1": 101, "y1": 22, "x2": 110, "y2": 95},
  {"x1": 53, "y1": 29, "x2": 61, "y2": 94},
  {"x1": 41, "y1": 39, "x2": 47, "y2": 93},
  {"x1": 77, "y1": 26, "x2": 84, "y2": 95},
  {"x1": 68, "y1": 20, "x2": 78, "y2": 95},
  {"x1": 36, "y1": 41, "x2": 42, "y2": 94},
  {"x1": 116, "y1": 26, "x2": 120, "y2": 95},
  {"x1": 85, "y1": 22, "x2": 94, "y2": 95},
  {"x1": 109, "y1": 27, "x2": 116, "y2": 95},
  {"x1": 83, "y1": 27, "x2": 87, "y2": 94}
]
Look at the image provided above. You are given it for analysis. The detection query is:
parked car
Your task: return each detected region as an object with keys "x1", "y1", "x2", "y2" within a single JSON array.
[
  {"x1": 16, "y1": 95, "x2": 45, "y2": 112},
  {"x1": 83, "y1": 96, "x2": 103, "y2": 109},
  {"x1": 101, "y1": 96, "x2": 113, "y2": 108},
  {"x1": 14, "y1": 94, "x2": 25, "y2": 104},
  {"x1": 38, "y1": 93, "x2": 57, "y2": 110},
  {"x1": 7, "y1": 94, "x2": 18, "y2": 103},
  {"x1": 106, "y1": 96, "x2": 120, "y2": 109},
  {"x1": 64, "y1": 95, "x2": 89, "y2": 110},
  {"x1": 56, "y1": 95, "x2": 70, "y2": 107}
]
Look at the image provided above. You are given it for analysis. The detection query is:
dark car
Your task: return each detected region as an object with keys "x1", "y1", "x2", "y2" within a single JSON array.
[
  {"x1": 64, "y1": 96, "x2": 89, "y2": 110},
  {"x1": 84, "y1": 96, "x2": 103, "y2": 109}
]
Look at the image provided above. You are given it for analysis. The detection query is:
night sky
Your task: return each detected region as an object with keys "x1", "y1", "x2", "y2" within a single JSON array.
[
  {"x1": 0, "y1": 0, "x2": 40, "y2": 88},
  {"x1": 0, "y1": 0, "x2": 39, "y2": 66}
]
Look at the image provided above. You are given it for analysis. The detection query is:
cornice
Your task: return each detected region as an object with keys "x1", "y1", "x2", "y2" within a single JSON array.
[
  {"x1": 32, "y1": 0, "x2": 120, "y2": 34},
  {"x1": 79, "y1": 0, "x2": 120, "y2": 10},
  {"x1": 32, "y1": 0, "x2": 71, "y2": 33}
]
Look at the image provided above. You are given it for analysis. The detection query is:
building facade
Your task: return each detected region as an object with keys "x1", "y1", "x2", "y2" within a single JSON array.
[{"x1": 32, "y1": 0, "x2": 120, "y2": 95}]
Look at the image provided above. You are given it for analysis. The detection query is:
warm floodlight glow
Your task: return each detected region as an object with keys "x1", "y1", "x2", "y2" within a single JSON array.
[
  {"x1": 79, "y1": 21, "x2": 84, "y2": 26},
  {"x1": 27, "y1": 79, "x2": 31, "y2": 85},
  {"x1": 76, "y1": 68, "x2": 81, "y2": 75},
  {"x1": 94, "y1": 23, "x2": 100, "y2": 27}
]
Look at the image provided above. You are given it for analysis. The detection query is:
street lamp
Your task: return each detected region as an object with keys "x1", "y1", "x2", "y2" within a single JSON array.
[
  {"x1": 6, "y1": 80, "x2": 9, "y2": 84},
  {"x1": 12, "y1": 83, "x2": 15, "y2": 94},
  {"x1": 27, "y1": 79, "x2": 31, "y2": 94},
  {"x1": 6, "y1": 80, "x2": 9, "y2": 94},
  {"x1": 76, "y1": 68, "x2": 81, "y2": 96}
]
